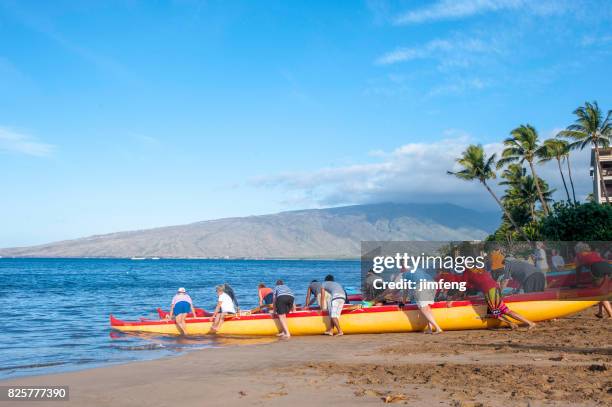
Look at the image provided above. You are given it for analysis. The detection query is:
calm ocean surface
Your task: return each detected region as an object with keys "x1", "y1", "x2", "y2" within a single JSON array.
[{"x1": 0, "y1": 258, "x2": 360, "y2": 380}]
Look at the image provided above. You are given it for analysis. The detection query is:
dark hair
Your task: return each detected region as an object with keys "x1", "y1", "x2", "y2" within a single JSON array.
[
  {"x1": 310, "y1": 279, "x2": 318, "y2": 283},
  {"x1": 258, "y1": 282, "x2": 266, "y2": 288},
  {"x1": 324, "y1": 274, "x2": 334, "y2": 281},
  {"x1": 276, "y1": 279, "x2": 284, "y2": 285}
]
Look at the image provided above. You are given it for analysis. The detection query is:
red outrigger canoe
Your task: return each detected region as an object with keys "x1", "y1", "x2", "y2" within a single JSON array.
[{"x1": 110, "y1": 285, "x2": 609, "y2": 336}]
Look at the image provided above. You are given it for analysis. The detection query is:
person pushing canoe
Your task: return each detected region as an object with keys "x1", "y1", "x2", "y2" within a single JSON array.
[
  {"x1": 440, "y1": 268, "x2": 536, "y2": 330},
  {"x1": 272, "y1": 280, "x2": 296, "y2": 339},
  {"x1": 211, "y1": 285, "x2": 238, "y2": 333},
  {"x1": 168, "y1": 287, "x2": 197, "y2": 335},
  {"x1": 321, "y1": 275, "x2": 346, "y2": 336}
]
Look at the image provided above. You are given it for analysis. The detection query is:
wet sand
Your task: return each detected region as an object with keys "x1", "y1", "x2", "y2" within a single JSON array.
[{"x1": 1, "y1": 307, "x2": 610, "y2": 406}]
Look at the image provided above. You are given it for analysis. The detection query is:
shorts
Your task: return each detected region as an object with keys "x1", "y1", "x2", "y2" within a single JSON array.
[
  {"x1": 591, "y1": 262, "x2": 611, "y2": 279},
  {"x1": 173, "y1": 301, "x2": 192, "y2": 316},
  {"x1": 328, "y1": 297, "x2": 345, "y2": 318},
  {"x1": 409, "y1": 287, "x2": 436, "y2": 308},
  {"x1": 523, "y1": 272, "x2": 545, "y2": 292},
  {"x1": 263, "y1": 292, "x2": 274, "y2": 305},
  {"x1": 484, "y1": 287, "x2": 509, "y2": 319},
  {"x1": 275, "y1": 295, "x2": 294, "y2": 315}
]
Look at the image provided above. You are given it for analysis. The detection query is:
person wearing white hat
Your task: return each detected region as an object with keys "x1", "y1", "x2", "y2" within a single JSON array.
[{"x1": 169, "y1": 287, "x2": 196, "y2": 335}]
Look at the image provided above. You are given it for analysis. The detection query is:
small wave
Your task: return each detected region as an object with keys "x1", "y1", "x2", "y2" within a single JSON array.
[
  {"x1": 0, "y1": 361, "x2": 66, "y2": 371},
  {"x1": 112, "y1": 343, "x2": 166, "y2": 351}
]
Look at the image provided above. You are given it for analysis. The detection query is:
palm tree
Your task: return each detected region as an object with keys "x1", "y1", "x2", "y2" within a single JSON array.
[
  {"x1": 558, "y1": 134, "x2": 577, "y2": 204},
  {"x1": 448, "y1": 144, "x2": 530, "y2": 241},
  {"x1": 497, "y1": 124, "x2": 550, "y2": 215},
  {"x1": 536, "y1": 139, "x2": 571, "y2": 202},
  {"x1": 514, "y1": 175, "x2": 555, "y2": 220},
  {"x1": 559, "y1": 101, "x2": 611, "y2": 204}
]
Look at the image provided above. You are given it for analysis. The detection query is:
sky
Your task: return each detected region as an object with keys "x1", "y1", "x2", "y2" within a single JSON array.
[{"x1": 1, "y1": 0, "x2": 611, "y2": 247}]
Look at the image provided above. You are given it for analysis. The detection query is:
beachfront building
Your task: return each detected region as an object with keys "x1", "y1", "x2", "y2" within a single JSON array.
[{"x1": 591, "y1": 147, "x2": 612, "y2": 203}]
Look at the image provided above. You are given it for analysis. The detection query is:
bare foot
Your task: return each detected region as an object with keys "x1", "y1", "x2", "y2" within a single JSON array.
[
  {"x1": 527, "y1": 323, "x2": 536, "y2": 330},
  {"x1": 276, "y1": 332, "x2": 285, "y2": 337},
  {"x1": 324, "y1": 331, "x2": 334, "y2": 336},
  {"x1": 335, "y1": 332, "x2": 344, "y2": 336}
]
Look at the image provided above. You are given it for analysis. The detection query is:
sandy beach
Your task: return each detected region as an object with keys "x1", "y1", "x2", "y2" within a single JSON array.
[{"x1": 1, "y1": 307, "x2": 610, "y2": 407}]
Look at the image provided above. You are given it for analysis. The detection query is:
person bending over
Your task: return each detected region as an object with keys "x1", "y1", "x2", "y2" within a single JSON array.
[
  {"x1": 321, "y1": 275, "x2": 346, "y2": 336},
  {"x1": 442, "y1": 268, "x2": 535, "y2": 329},
  {"x1": 574, "y1": 242, "x2": 612, "y2": 318},
  {"x1": 257, "y1": 283, "x2": 274, "y2": 307},
  {"x1": 169, "y1": 287, "x2": 197, "y2": 335},
  {"x1": 304, "y1": 279, "x2": 323, "y2": 309},
  {"x1": 272, "y1": 280, "x2": 296, "y2": 338},
  {"x1": 211, "y1": 285, "x2": 237, "y2": 333}
]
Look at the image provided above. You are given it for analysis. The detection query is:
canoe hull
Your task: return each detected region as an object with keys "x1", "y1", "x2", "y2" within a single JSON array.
[{"x1": 110, "y1": 299, "x2": 601, "y2": 336}]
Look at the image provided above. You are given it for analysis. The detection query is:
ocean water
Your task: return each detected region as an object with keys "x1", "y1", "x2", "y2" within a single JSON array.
[{"x1": 0, "y1": 258, "x2": 360, "y2": 380}]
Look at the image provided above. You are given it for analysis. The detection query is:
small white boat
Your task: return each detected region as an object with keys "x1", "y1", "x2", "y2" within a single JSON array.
[
  {"x1": 130, "y1": 257, "x2": 146, "y2": 260},
  {"x1": 151, "y1": 257, "x2": 160, "y2": 260}
]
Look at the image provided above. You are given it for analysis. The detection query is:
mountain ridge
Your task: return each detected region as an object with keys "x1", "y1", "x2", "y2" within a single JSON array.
[{"x1": 0, "y1": 202, "x2": 499, "y2": 259}]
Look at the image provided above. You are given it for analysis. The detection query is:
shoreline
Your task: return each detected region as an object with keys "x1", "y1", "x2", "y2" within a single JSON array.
[
  {"x1": 2, "y1": 308, "x2": 609, "y2": 407},
  {"x1": 0, "y1": 257, "x2": 360, "y2": 261}
]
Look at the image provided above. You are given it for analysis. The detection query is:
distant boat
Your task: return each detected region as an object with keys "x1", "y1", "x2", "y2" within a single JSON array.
[
  {"x1": 130, "y1": 257, "x2": 146, "y2": 260},
  {"x1": 151, "y1": 257, "x2": 160, "y2": 260}
]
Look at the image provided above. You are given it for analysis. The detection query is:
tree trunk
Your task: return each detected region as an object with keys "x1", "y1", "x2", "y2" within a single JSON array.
[
  {"x1": 530, "y1": 202, "x2": 536, "y2": 220},
  {"x1": 528, "y1": 159, "x2": 550, "y2": 215},
  {"x1": 566, "y1": 155, "x2": 577, "y2": 204},
  {"x1": 594, "y1": 144, "x2": 610, "y2": 204},
  {"x1": 557, "y1": 157, "x2": 571, "y2": 202},
  {"x1": 482, "y1": 180, "x2": 531, "y2": 242}
]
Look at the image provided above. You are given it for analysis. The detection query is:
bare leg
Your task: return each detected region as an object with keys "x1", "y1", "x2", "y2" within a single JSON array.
[
  {"x1": 211, "y1": 313, "x2": 226, "y2": 332},
  {"x1": 419, "y1": 305, "x2": 443, "y2": 333},
  {"x1": 505, "y1": 310, "x2": 535, "y2": 329},
  {"x1": 331, "y1": 317, "x2": 343, "y2": 336},
  {"x1": 598, "y1": 301, "x2": 612, "y2": 318},
  {"x1": 277, "y1": 314, "x2": 290, "y2": 338},
  {"x1": 175, "y1": 314, "x2": 187, "y2": 335}
]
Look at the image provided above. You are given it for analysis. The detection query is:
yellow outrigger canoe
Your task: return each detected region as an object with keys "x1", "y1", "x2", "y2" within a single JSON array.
[{"x1": 110, "y1": 286, "x2": 610, "y2": 336}]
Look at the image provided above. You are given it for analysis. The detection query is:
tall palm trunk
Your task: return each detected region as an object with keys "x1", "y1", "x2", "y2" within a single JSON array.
[
  {"x1": 566, "y1": 155, "x2": 577, "y2": 204},
  {"x1": 594, "y1": 144, "x2": 610, "y2": 204},
  {"x1": 556, "y1": 157, "x2": 571, "y2": 202},
  {"x1": 527, "y1": 159, "x2": 550, "y2": 215},
  {"x1": 482, "y1": 180, "x2": 531, "y2": 242}
]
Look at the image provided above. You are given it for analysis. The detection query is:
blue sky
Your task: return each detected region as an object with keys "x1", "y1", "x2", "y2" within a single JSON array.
[{"x1": 1, "y1": 0, "x2": 611, "y2": 246}]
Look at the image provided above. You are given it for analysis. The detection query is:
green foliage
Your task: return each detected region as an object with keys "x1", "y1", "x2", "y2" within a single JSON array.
[
  {"x1": 537, "y1": 202, "x2": 612, "y2": 241},
  {"x1": 558, "y1": 101, "x2": 611, "y2": 150},
  {"x1": 457, "y1": 101, "x2": 610, "y2": 244},
  {"x1": 447, "y1": 144, "x2": 496, "y2": 182}
]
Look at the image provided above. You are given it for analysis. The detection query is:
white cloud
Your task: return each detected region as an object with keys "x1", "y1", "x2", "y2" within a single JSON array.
[
  {"x1": 393, "y1": 0, "x2": 569, "y2": 25},
  {"x1": 253, "y1": 135, "x2": 504, "y2": 209},
  {"x1": 427, "y1": 77, "x2": 489, "y2": 96},
  {"x1": 253, "y1": 133, "x2": 593, "y2": 209},
  {"x1": 581, "y1": 34, "x2": 612, "y2": 47},
  {"x1": 375, "y1": 37, "x2": 496, "y2": 66},
  {"x1": 0, "y1": 127, "x2": 55, "y2": 157}
]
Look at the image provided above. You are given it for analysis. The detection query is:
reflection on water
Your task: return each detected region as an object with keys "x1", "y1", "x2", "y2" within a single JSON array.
[{"x1": 109, "y1": 331, "x2": 279, "y2": 352}]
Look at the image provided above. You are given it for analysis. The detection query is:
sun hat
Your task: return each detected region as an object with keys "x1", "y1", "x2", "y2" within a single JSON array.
[{"x1": 177, "y1": 287, "x2": 186, "y2": 293}]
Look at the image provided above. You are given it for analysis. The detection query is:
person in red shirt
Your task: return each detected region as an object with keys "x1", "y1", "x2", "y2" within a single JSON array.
[
  {"x1": 574, "y1": 242, "x2": 611, "y2": 318},
  {"x1": 257, "y1": 283, "x2": 274, "y2": 307},
  {"x1": 439, "y1": 268, "x2": 535, "y2": 329}
]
